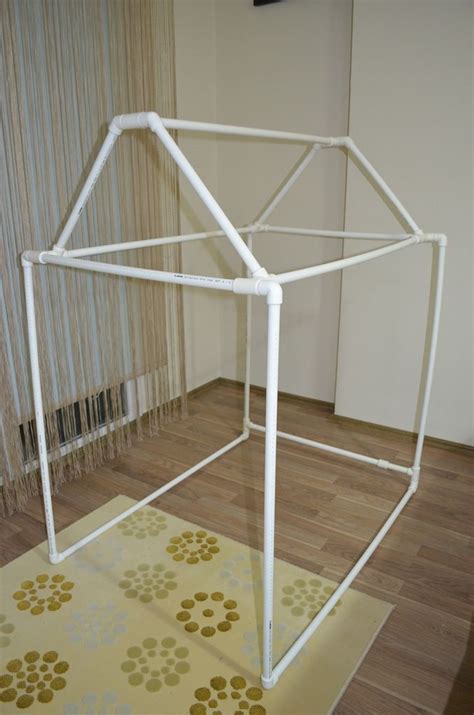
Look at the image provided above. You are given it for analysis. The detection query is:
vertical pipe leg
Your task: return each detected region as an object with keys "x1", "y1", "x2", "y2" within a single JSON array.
[
  {"x1": 22, "y1": 259, "x2": 59, "y2": 563},
  {"x1": 243, "y1": 233, "x2": 253, "y2": 435},
  {"x1": 412, "y1": 239, "x2": 447, "y2": 490},
  {"x1": 261, "y1": 290, "x2": 282, "y2": 690}
]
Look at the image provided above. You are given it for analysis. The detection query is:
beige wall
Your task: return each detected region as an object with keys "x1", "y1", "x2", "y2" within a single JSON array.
[
  {"x1": 335, "y1": 1, "x2": 474, "y2": 445},
  {"x1": 176, "y1": 0, "x2": 353, "y2": 400},
  {"x1": 178, "y1": 0, "x2": 352, "y2": 402},
  {"x1": 174, "y1": 0, "x2": 222, "y2": 390},
  {"x1": 175, "y1": 0, "x2": 472, "y2": 445}
]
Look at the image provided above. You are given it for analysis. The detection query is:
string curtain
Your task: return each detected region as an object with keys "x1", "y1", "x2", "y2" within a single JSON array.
[{"x1": 1, "y1": 0, "x2": 187, "y2": 515}]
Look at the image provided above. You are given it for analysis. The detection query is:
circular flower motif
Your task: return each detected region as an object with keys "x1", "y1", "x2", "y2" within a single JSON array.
[
  {"x1": 220, "y1": 553, "x2": 262, "y2": 592},
  {"x1": 12, "y1": 573, "x2": 74, "y2": 615},
  {"x1": 64, "y1": 690, "x2": 131, "y2": 715},
  {"x1": 65, "y1": 603, "x2": 127, "y2": 649},
  {"x1": 117, "y1": 509, "x2": 167, "y2": 539},
  {"x1": 280, "y1": 577, "x2": 342, "y2": 618},
  {"x1": 72, "y1": 541, "x2": 123, "y2": 574},
  {"x1": 189, "y1": 675, "x2": 266, "y2": 715},
  {"x1": 118, "y1": 563, "x2": 177, "y2": 603},
  {"x1": 0, "y1": 649, "x2": 69, "y2": 709},
  {"x1": 166, "y1": 530, "x2": 220, "y2": 565},
  {"x1": 0, "y1": 614, "x2": 14, "y2": 648},
  {"x1": 120, "y1": 637, "x2": 190, "y2": 691},
  {"x1": 176, "y1": 592, "x2": 240, "y2": 637}
]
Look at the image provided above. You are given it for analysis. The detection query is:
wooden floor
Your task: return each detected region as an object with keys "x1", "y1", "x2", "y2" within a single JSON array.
[{"x1": 1, "y1": 380, "x2": 473, "y2": 714}]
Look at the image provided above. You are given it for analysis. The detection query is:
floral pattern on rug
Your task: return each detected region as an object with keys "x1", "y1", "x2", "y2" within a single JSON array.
[
  {"x1": 117, "y1": 509, "x2": 167, "y2": 539},
  {"x1": 166, "y1": 530, "x2": 220, "y2": 565},
  {"x1": 0, "y1": 495, "x2": 392, "y2": 714},
  {"x1": 72, "y1": 542, "x2": 124, "y2": 574},
  {"x1": 189, "y1": 675, "x2": 266, "y2": 715},
  {"x1": 120, "y1": 637, "x2": 191, "y2": 691},
  {"x1": 0, "y1": 616, "x2": 15, "y2": 649},
  {"x1": 219, "y1": 552, "x2": 262, "y2": 592},
  {"x1": 118, "y1": 563, "x2": 177, "y2": 603},
  {"x1": 176, "y1": 592, "x2": 240, "y2": 637},
  {"x1": 0, "y1": 650, "x2": 69, "y2": 709},
  {"x1": 12, "y1": 574, "x2": 75, "y2": 615},
  {"x1": 280, "y1": 577, "x2": 342, "y2": 619},
  {"x1": 65, "y1": 603, "x2": 127, "y2": 649},
  {"x1": 63, "y1": 691, "x2": 131, "y2": 715}
]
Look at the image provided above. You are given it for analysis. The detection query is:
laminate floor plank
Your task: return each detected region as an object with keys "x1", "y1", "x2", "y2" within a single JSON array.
[{"x1": 1, "y1": 381, "x2": 472, "y2": 713}]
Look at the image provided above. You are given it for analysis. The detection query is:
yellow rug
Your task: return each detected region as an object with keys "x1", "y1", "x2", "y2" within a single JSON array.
[{"x1": 0, "y1": 496, "x2": 392, "y2": 714}]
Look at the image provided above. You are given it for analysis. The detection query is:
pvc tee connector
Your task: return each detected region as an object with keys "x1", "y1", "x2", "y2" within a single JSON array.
[{"x1": 233, "y1": 277, "x2": 282, "y2": 304}]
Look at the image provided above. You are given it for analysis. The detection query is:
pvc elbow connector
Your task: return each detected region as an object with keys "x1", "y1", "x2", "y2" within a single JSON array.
[
  {"x1": 233, "y1": 277, "x2": 282, "y2": 304},
  {"x1": 21, "y1": 250, "x2": 47, "y2": 266},
  {"x1": 257, "y1": 280, "x2": 282, "y2": 305},
  {"x1": 109, "y1": 112, "x2": 161, "y2": 135},
  {"x1": 416, "y1": 233, "x2": 448, "y2": 247},
  {"x1": 434, "y1": 233, "x2": 448, "y2": 247}
]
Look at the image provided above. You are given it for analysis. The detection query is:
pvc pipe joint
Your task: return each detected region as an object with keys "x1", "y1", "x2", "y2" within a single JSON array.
[
  {"x1": 410, "y1": 466, "x2": 421, "y2": 491},
  {"x1": 413, "y1": 233, "x2": 448, "y2": 246},
  {"x1": 233, "y1": 277, "x2": 282, "y2": 304},
  {"x1": 49, "y1": 552, "x2": 65, "y2": 565},
  {"x1": 109, "y1": 112, "x2": 152, "y2": 134},
  {"x1": 22, "y1": 250, "x2": 47, "y2": 266},
  {"x1": 261, "y1": 674, "x2": 278, "y2": 690}
]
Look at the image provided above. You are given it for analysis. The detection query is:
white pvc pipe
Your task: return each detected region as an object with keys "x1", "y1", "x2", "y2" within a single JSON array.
[
  {"x1": 22, "y1": 262, "x2": 59, "y2": 561},
  {"x1": 161, "y1": 117, "x2": 338, "y2": 147},
  {"x1": 413, "y1": 243, "x2": 447, "y2": 481},
  {"x1": 58, "y1": 434, "x2": 247, "y2": 562},
  {"x1": 55, "y1": 131, "x2": 119, "y2": 251},
  {"x1": 243, "y1": 233, "x2": 254, "y2": 431},
  {"x1": 28, "y1": 252, "x2": 236, "y2": 292},
  {"x1": 249, "y1": 422, "x2": 411, "y2": 475},
  {"x1": 63, "y1": 226, "x2": 259, "y2": 259},
  {"x1": 265, "y1": 225, "x2": 414, "y2": 242},
  {"x1": 274, "y1": 485, "x2": 414, "y2": 677},
  {"x1": 271, "y1": 485, "x2": 414, "y2": 683},
  {"x1": 345, "y1": 139, "x2": 420, "y2": 234},
  {"x1": 275, "y1": 236, "x2": 419, "y2": 284},
  {"x1": 256, "y1": 147, "x2": 319, "y2": 224},
  {"x1": 146, "y1": 113, "x2": 266, "y2": 277},
  {"x1": 261, "y1": 299, "x2": 282, "y2": 688}
]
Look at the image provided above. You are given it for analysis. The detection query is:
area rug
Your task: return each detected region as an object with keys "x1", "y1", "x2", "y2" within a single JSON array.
[{"x1": 0, "y1": 496, "x2": 392, "y2": 714}]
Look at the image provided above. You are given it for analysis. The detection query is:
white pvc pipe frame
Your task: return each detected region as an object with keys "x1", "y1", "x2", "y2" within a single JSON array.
[{"x1": 22, "y1": 111, "x2": 447, "y2": 690}]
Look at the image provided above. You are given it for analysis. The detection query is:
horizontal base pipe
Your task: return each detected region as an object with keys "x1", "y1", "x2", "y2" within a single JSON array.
[
  {"x1": 55, "y1": 433, "x2": 247, "y2": 562},
  {"x1": 272, "y1": 485, "x2": 414, "y2": 682},
  {"x1": 248, "y1": 421, "x2": 410, "y2": 475}
]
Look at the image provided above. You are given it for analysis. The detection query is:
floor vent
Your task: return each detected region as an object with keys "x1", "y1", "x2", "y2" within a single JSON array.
[{"x1": 20, "y1": 384, "x2": 127, "y2": 463}]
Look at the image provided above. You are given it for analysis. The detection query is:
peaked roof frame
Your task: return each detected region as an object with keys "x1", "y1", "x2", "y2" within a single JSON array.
[{"x1": 21, "y1": 111, "x2": 447, "y2": 692}]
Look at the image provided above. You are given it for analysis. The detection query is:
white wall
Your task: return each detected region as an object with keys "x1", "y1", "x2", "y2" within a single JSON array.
[
  {"x1": 335, "y1": 1, "x2": 474, "y2": 445},
  {"x1": 174, "y1": 0, "x2": 222, "y2": 390},
  {"x1": 175, "y1": 0, "x2": 353, "y2": 401},
  {"x1": 215, "y1": 0, "x2": 352, "y2": 401}
]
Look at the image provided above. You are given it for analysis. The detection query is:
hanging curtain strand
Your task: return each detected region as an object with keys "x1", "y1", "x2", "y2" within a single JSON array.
[{"x1": 0, "y1": 0, "x2": 187, "y2": 516}]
